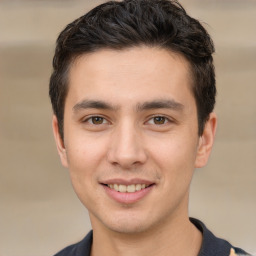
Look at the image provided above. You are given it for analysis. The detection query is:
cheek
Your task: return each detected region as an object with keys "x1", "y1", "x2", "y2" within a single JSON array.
[
  {"x1": 147, "y1": 132, "x2": 198, "y2": 188},
  {"x1": 65, "y1": 136, "x2": 107, "y2": 186},
  {"x1": 65, "y1": 137, "x2": 108, "y2": 208},
  {"x1": 66, "y1": 131, "x2": 107, "y2": 163},
  {"x1": 149, "y1": 133, "x2": 198, "y2": 167}
]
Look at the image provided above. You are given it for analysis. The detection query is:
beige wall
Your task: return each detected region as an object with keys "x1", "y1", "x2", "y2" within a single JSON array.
[{"x1": 0, "y1": 0, "x2": 255, "y2": 255}]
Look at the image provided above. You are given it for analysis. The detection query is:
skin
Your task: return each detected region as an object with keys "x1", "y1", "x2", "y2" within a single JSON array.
[{"x1": 53, "y1": 46, "x2": 217, "y2": 256}]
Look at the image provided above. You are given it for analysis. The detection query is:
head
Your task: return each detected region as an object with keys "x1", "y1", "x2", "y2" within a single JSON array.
[
  {"x1": 49, "y1": 0, "x2": 217, "y2": 235},
  {"x1": 49, "y1": 0, "x2": 216, "y2": 141}
]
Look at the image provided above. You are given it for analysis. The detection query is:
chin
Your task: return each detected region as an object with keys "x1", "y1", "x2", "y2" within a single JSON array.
[
  {"x1": 110, "y1": 225, "x2": 145, "y2": 234},
  {"x1": 95, "y1": 212, "x2": 154, "y2": 234},
  {"x1": 110, "y1": 218, "x2": 149, "y2": 234}
]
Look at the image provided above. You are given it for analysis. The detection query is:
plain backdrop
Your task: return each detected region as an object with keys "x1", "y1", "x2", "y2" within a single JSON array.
[{"x1": 0, "y1": 0, "x2": 255, "y2": 255}]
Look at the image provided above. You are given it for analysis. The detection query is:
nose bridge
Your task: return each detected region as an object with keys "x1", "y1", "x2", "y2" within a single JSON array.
[{"x1": 107, "y1": 118, "x2": 146, "y2": 168}]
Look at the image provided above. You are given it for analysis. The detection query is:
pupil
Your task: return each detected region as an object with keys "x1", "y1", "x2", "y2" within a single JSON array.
[
  {"x1": 92, "y1": 117, "x2": 103, "y2": 124},
  {"x1": 154, "y1": 117, "x2": 165, "y2": 124}
]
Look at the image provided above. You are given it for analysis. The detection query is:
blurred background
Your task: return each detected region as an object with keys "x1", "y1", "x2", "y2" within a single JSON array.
[{"x1": 0, "y1": 0, "x2": 255, "y2": 255}]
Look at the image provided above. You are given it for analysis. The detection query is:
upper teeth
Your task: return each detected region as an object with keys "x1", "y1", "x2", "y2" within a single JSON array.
[{"x1": 107, "y1": 184, "x2": 148, "y2": 193}]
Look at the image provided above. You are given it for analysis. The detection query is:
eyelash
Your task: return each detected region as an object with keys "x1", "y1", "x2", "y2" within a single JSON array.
[
  {"x1": 147, "y1": 116, "x2": 171, "y2": 125},
  {"x1": 82, "y1": 115, "x2": 171, "y2": 126},
  {"x1": 83, "y1": 116, "x2": 109, "y2": 125}
]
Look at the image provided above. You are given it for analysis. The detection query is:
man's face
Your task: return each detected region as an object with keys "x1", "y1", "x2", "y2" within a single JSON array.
[{"x1": 53, "y1": 47, "x2": 216, "y2": 234}]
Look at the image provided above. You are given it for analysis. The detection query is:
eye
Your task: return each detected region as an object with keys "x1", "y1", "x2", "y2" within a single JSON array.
[
  {"x1": 148, "y1": 116, "x2": 169, "y2": 125},
  {"x1": 86, "y1": 116, "x2": 107, "y2": 125}
]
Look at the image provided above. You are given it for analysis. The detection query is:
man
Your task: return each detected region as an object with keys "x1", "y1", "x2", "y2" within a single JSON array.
[{"x1": 49, "y1": 0, "x2": 250, "y2": 255}]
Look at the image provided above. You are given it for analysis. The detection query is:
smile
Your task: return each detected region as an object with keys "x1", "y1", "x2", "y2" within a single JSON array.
[
  {"x1": 107, "y1": 184, "x2": 149, "y2": 193},
  {"x1": 102, "y1": 180, "x2": 154, "y2": 204}
]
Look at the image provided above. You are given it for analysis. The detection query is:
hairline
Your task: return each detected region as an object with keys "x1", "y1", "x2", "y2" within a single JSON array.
[
  {"x1": 64, "y1": 45, "x2": 196, "y2": 110},
  {"x1": 58, "y1": 45, "x2": 202, "y2": 138}
]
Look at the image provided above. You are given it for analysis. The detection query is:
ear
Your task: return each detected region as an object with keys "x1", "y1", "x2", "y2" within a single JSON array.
[
  {"x1": 52, "y1": 115, "x2": 69, "y2": 168},
  {"x1": 195, "y1": 112, "x2": 217, "y2": 168}
]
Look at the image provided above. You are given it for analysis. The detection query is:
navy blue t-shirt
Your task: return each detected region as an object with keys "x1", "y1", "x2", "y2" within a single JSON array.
[{"x1": 54, "y1": 218, "x2": 250, "y2": 256}]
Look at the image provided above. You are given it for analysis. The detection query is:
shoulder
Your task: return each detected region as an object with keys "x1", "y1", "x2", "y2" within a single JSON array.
[
  {"x1": 230, "y1": 247, "x2": 252, "y2": 256},
  {"x1": 53, "y1": 231, "x2": 93, "y2": 256},
  {"x1": 190, "y1": 218, "x2": 251, "y2": 256}
]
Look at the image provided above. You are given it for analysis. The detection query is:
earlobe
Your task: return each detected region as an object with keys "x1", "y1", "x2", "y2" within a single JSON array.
[
  {"x1": 195, "y1": 112, "x2": 217, "y2": 168},
  {"x1": 52, "y1": 115, "x2": 69, "y2": 168}
]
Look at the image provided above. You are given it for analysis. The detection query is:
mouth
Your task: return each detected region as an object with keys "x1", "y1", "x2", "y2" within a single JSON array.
[
  {"x1": 104, "y1": 183, "x2": 151, "y2": 193},
  {"x1": 101, "y1": 181, "x2": 155, "y2": 204}
]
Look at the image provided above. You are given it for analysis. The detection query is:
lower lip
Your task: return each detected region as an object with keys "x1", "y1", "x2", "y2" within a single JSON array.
[{"x1": 102, "y1": 185, "x2": 154, "y2": 204}]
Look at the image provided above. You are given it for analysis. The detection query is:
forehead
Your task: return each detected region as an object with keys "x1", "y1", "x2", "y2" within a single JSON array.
[{"x1": 66, "y1": 46, "x2": 194, "y2": 108}]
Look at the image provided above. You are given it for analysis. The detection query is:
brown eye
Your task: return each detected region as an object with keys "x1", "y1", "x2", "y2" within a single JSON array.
[
  {"x1": 153, "y1": 116, "x2": 167, "y2": 125},
  {"x1": 90, "y1": 116, "x2": 105, "y2": 125}
]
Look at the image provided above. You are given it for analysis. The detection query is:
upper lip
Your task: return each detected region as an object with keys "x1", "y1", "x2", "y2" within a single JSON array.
[{"x1": 100, "y1": 178, "x2": 155, "y2": 186}]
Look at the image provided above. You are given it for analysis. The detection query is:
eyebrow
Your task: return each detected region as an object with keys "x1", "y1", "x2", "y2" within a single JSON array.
[
  {"x1": 72, "y1": 99, "x2": 184, "y2": 113},
  {"x1": 73, "y1": 100, "x2": 118, "y2": 113},
  {"x1": 136, "y1": 99, "x2": 184, "y2": 112}
]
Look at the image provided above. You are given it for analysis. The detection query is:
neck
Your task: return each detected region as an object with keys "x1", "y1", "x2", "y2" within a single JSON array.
[{"x1": 90, "y1": 215, "x2": 202, "y2": 256}]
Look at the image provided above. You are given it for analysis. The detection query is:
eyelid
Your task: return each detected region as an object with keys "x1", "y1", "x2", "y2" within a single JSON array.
[
  {"x1": 146, "y1": 115, "x2": 173, "y2": 125},
  {"x1": 82, "y1": 115, "x2": 109, "y2": 124}
]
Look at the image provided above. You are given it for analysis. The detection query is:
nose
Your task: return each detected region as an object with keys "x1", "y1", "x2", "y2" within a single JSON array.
[{"x1": 107, "y1": 122, "x2": 147, "y2": 169}]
